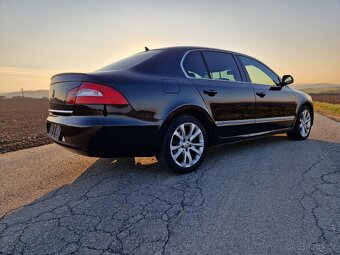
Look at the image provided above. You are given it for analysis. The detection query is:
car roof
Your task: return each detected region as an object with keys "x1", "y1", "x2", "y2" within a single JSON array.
[{"x1": 153, "y1": 46, "x2": 240, "y2": 55}]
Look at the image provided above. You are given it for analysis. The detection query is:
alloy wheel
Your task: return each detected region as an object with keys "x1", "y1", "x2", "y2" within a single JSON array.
[
  {"x1": 299, "y1": 109, "x2": 311, "y2": 138},
  {"x1": 170, "y1": 122, "x2": 204, "y2": 168}
]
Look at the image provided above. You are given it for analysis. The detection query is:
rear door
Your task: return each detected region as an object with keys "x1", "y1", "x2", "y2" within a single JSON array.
[
  {"x1": 237, "y1": 55, "x2": 297, "y2": 132},
  {"x1": 182, "y1": 50, "x2": 256, "y2": 138}
]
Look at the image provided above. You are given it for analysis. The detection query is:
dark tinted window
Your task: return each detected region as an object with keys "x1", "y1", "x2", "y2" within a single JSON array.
[
  {"x1": 182, "y1": 51, "x2": 209, "y2": 79},
  {"x1": 98, "y1": 50, "x2": 161, "y2": 71},
  {"x1": 203, "y1": 51, "x2": 241, "y2": 81},
  {"x1": 240, "y1": 56, "x2": 280, "y2": 86}
]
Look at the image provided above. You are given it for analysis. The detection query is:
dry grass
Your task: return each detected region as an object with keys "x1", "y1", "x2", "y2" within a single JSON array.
[
  {"x1": 314, "y1": 101, "x2": 340, "y2": 121},
  {"x1": 307, "y1": 92, "x2": 340, "y2": 121}
]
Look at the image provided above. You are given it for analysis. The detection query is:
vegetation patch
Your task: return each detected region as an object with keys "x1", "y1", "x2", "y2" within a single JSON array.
[{"x1": 314, "y1": 101, "x2": 340, "y2": 121}]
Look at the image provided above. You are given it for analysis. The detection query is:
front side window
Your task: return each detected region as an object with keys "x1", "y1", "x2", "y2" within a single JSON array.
[
  {"x1": 202, "y1": 51, "x2": 241, "y2": 82},
  {"x1": 239, "y1": 56, "x2": 280, "y2": 86},
  {"x1": 182, "y1": 51, "x2": 209, "y2": 79}
]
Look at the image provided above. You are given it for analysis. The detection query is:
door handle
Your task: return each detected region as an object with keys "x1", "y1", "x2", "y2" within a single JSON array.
[
  {"x1": 256, "y1": 92, "x2": 266, "y2": 98},
  {"x1": 203, "y1": 89, "x2": 218, "y2": 97}
]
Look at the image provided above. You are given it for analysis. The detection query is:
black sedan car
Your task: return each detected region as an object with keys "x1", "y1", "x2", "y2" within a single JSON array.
[{"x1": 47, "y1": 46, "x2": 313, "y2": 174}]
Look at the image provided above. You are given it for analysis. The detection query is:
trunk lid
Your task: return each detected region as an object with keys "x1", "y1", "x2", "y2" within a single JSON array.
[{"x1": 49, "y1": 73, "x2": 86, "y2": 115}]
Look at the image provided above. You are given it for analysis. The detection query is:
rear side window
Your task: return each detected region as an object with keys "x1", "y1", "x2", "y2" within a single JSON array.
[
  {"x1": 98, "y1": 50, "x2": 161, "y2": 71},
  {"x1": 182, "y1": 51, "x2": 209, "y2": 79},
  {"x1": 202, "y1": 51, "x2": 241, "y2": 82}
]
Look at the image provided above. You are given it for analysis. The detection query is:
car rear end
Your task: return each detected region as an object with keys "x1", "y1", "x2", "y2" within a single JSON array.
[{"x1": 47, "y1": 72, "x2": 160, "y2": 157}]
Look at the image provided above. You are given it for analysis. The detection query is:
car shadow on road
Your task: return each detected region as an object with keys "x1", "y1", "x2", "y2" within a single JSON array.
[{"x1": 0, "y1": 134, "x2": 339, "y2": 254}]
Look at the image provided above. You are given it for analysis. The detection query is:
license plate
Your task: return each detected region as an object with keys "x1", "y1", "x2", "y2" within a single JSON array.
[{"x1": 48, "y1": 123, "x2": 61, "y2": 141}]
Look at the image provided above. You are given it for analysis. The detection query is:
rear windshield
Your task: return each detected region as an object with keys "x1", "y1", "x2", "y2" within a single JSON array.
[{"x1": 98, "y1": 50, "x2": 161, "y2": 71}]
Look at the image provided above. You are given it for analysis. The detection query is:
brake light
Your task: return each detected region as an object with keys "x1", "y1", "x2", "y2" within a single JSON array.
[
  {"x1": 66, "y1": 82, "x2": 128, "y2": 105},
  {"x1": 65, "y1": 87, "x2": 78, "y2": 104}
]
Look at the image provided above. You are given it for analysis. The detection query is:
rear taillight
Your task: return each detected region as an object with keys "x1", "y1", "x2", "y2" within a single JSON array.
[
  {"x1": 65, "y1": 87, "x2": 78, "y2": 104},
  {"x1": 66, "y1": 82, "x2": 128, "y2": 105}
]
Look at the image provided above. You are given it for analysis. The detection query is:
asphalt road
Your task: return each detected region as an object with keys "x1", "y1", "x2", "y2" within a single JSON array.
[{"x1": 0, "y1": 113, "x2": 339, "y2": 255}]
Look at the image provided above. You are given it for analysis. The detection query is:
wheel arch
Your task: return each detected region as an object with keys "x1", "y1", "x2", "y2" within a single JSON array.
[
  {"x1": 158, "y1": 105, "x2": 217, "y2": 148},
  {"x1": 301, "y1": 100, "x2": 314, "y2": 125}
]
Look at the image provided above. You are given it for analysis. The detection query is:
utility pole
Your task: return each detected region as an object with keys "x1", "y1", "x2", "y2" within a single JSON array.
[{"x1": 21, "y1": 88, "x2": 24, "y2": 97}]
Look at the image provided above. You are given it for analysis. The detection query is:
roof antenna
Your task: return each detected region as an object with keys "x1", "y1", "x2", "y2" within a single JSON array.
[{"x1": 144, "y1": 46, "x2": 149, "y2": 51}]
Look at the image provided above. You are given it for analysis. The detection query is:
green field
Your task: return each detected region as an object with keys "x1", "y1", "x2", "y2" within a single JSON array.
[
  {"x1": 293, "y1": 85, "x2": 340, "y2": 120},
  {"x1": 314, "y1": 101, "x2": 340, "y2": 118}
]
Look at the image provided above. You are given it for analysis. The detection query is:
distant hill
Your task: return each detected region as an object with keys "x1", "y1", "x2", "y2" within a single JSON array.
[
  {"x1": 293, "y1": 83, "x2": 340, "y2": 88},
  {"x1": 292, "y1": 84, "x2": 340, "y2": 93},
  {"x1": 0, "y1": 90, "x2": 49, "y2": 98},
  {"x1": 292, "y1": 83, "x2": 340, "y2": 89}
]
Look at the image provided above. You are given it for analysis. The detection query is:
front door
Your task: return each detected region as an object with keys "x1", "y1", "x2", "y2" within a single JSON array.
[{"x1": 238, "y1": 55, "x2": 297, "y2": 132}]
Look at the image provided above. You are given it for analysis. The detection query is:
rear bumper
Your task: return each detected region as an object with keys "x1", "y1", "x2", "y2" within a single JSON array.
[{"x1": 47, "y1": 115, "x2": 162, "y2": 157}]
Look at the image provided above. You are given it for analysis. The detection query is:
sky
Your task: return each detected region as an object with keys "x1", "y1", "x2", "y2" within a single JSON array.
[{"x1": 0, "y1": 0, "x2": 339, "y2": 93}]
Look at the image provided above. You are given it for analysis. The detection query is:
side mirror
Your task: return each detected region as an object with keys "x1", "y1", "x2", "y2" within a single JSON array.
[{"x1": 281, "y1": 75, "x2": 294, "y2": 86}]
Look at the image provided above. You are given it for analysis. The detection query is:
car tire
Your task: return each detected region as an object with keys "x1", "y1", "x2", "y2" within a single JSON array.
[
  {"x1": 157, "y1": 115, "x2": 207, "y2": 174},
  {"x1": 286, "y1": 105, "x2": 312, "y2": 140}
]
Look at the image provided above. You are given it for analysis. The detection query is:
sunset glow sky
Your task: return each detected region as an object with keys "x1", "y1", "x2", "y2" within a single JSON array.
[{"x1": 0, "y1": 0, "x2": 339, "y2": 93}]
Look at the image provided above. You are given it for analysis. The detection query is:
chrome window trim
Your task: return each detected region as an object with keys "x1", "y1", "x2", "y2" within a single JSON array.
[
  {"x1": 216, "y1": 116, "x2": 295, "y2": 127},
  {"x1": 180, "y1": 49, "x2": 249, "y2": 84},
  {"x1": 48, "y1": 109, "x2": 73, "y2": 114}
]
